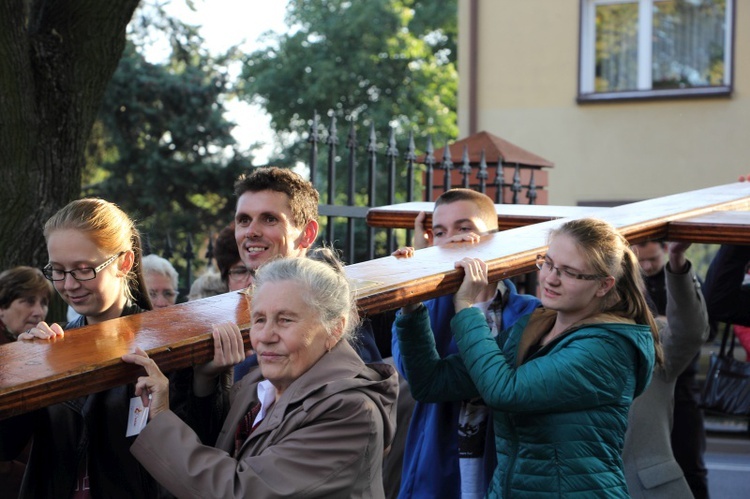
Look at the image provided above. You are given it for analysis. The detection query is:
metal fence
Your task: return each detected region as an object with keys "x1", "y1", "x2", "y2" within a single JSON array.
[
  {"x1": 149, "y1": 112, "x2": 542, "y2": 295},
  {"x1": 307, "y1": 112, "x2": 541, "y2": 265}
]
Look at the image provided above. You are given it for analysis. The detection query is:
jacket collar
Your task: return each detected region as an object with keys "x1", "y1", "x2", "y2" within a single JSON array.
[
  {"x1": 1, "y1": 320, "x2": 18, "y2": 343},
  {"x1": 515, "y1": 308, "x2": 636, "y2": 366},
  {"x1": 259, "y1": 340, "x2": 385, "y2": 411},
  {"x1": 65, "y1": 301, "x2": 144, "y2": 329},
  {"x1": 229, "y1": 340, "x2": 396, "y2": 457}
]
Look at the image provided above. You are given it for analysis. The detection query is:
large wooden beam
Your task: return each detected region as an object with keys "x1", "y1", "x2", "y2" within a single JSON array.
[
  {"x1": 666, "y1": 211, "x2": 750, "y2": 244},
  {"x1": 1, "y1": 182, "x2": 749, "y2": 419},
  {"x1": 353, "y1": 183, "x2": 750, "y2": 314},
  {"x1": 0, "y1": 294, "x2": 252, "y2": 420},
  {"x1": 366, "y1": 202, "x2": 605, "y2": 231}
]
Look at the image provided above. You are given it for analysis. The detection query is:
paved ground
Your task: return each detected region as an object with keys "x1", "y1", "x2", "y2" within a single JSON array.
[{"x1": 705, "y1": 417, "x2": 750, "y2": 498}]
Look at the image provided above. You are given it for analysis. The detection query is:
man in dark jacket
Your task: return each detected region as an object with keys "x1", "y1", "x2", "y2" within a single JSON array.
[{"x1": 704, "y1": 244, "x2": 750, "y2": 326}]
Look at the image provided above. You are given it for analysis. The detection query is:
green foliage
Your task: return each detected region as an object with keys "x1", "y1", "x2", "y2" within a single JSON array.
[
  {"x1": 237, "y1": 0, "x2": 458, "y2": 155},
  {"x1": 594, "y1": 3, "x2": 638, "y2": 92},
  {"x1": 235, "y1": 0, "x2": 457, "y2": 261},
  {"x1": 83, "y1": 4, "x2": 255, "y2": 289},
  {"x1": 685, "y1": 243, "x2": 720, "y2": 281},
  {"x1": 595, "y1": 0, "x2": 727, "y2": 92}
]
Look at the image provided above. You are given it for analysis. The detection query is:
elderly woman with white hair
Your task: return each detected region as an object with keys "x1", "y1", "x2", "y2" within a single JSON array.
[
  {"x1": 123, "y1": 248, "x2": 398, "y2": 498},
  {"x1": 142, "y1": 254, "x2": 179, "y2": 308}
]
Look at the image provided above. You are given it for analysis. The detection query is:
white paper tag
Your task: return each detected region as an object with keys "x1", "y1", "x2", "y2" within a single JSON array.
[{"x1": 126, "y1": 395, "x2": 150, "y2": 437}]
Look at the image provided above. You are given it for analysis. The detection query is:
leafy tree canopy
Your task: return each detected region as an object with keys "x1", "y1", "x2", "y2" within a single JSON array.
[
  {"x1": 85, "y1": 3, "x2": 254, "y2": 278},
  {"x1": 233, "y1": 0, "x2": 458, "y2": 262},
  {"x1": 237, "y1": 0, "x2": 458, "y2": 162}
]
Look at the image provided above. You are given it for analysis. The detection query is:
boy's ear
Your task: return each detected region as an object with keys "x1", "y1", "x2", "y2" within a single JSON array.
[{"x1": 426, "y1": 229, "x2": 434, "y2": 247}]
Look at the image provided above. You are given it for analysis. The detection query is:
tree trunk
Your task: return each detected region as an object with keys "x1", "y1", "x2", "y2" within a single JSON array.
[{"x1": 0, "y1": 0, "x2": 140, "y2": 270}]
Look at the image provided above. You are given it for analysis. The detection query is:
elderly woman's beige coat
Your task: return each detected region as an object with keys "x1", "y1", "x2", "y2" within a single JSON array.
[{"x1": 131, "y1": 340, "x2": 398, "y2": 498}]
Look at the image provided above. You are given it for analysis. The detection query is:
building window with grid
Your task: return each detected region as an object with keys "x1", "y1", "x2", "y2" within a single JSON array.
[{"x1": 578, "y1": 0, "x2": 734, "y2": 101}]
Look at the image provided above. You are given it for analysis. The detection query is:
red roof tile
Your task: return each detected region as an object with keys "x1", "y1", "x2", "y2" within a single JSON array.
[{"x1": 425, "y1": 131, "x2": 554, "y2": 168}]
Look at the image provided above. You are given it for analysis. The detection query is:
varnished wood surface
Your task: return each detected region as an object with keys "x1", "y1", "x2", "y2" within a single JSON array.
[
  {"x1": 366, "y1": 202, "x2": 605, "y2": 230},
  {"x1": 354, "y1": 183, "x2": 750, "y2": 313},
  {"x1": 1, "y1": 181, "x2": 749, "y2": 419},
  {"x1": 592, "y1": 184, "x2": 750, "y2": 244},
  {"x1": 666, "y1": 210, "x2": 750, "y2": 244},
  {"x1": 0, "y1": 294, "x2": 251, "y2": 420}
]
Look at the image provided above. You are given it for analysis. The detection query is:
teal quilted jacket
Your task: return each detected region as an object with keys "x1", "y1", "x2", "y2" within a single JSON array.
[{"x1": 395, "y1": 306, "x2": 655, "y2": 498}]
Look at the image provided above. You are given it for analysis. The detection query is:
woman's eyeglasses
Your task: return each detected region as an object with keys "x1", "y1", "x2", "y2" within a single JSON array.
[
  {"x1": 535, "y1": 254, "x2": 605, "y2": 281},
  {"x1": 43, "y1": 252, "x2": 124, "y2": 282},
  {"x1": 227, "y1": 267, "x2": 255, "y2": 282},
  {"x1": 148, "y1": 290, "x2": 178, "y2": 300}
]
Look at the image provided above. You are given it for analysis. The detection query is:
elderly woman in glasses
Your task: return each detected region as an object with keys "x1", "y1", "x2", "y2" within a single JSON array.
[
  {"x1": 395, "y1": 218, "x2": 661, "y2": 498},
  {"x1": 123, "y1": 249, "x2": 398, "y2": 498}
]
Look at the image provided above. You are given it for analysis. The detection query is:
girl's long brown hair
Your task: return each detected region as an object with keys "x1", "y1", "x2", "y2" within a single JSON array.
[{"x1": 550, "y1": 218, "x2": 663, "y2": 366}]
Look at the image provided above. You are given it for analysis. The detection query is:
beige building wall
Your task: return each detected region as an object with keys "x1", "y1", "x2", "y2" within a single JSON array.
[{"x1": 458, "y1": 0, "x2": 750, "y2": 205}]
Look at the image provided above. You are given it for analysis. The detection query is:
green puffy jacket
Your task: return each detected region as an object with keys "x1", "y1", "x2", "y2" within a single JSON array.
[{"x1": 396, "y1": 306, "x2": 655, "y2": 498}]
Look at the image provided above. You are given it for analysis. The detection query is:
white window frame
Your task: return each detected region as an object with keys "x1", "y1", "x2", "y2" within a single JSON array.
[{"x1": 578, "y1": 0, "x2": 734, "y2": 102}]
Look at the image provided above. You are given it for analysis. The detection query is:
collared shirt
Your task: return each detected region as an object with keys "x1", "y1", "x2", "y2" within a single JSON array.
[{"x1": 254, "y1": 379, "x2": 277, "y2": 427}]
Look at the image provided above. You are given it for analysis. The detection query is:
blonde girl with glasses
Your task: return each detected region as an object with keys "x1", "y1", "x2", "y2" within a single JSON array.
[
  {"x1": 25, "y1": 198, "x2": 151, "y2": 335},
  {"x1": 395, "y1": 217, "x2": 662, "y2": 498},
  {"x1": 0, "y1": 198, "x2": 205, "y2": 498}
]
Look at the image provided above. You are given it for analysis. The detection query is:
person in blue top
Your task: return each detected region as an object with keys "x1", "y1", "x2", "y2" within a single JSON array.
[
  {"x1": 390, "y1": 188, "x2": 539, "y2": 498},
  {"x1": 395, "y1": 217, "x2": 661, "y2": 498}
]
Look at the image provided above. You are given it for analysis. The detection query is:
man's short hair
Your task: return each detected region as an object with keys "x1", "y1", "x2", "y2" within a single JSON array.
[
  {"x1": 434, "y1": 188, "x2": 498, "y2": 231},
  {"x1": 214, "y1": 223, "x2": 240, "y2": 282},
  {"x1": 233, "y1": 167, "x2": 319, "y2": 229}
]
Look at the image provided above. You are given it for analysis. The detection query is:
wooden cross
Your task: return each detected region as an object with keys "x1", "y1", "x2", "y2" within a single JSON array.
[{"x1": 1, "y1": 181, "x2": 749, "y2": 419}]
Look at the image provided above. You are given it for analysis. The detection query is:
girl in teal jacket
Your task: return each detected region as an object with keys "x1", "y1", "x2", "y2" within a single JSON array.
[{"x1": 395, "y1": 218, "x2": 661, "y2": 498}]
